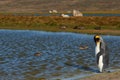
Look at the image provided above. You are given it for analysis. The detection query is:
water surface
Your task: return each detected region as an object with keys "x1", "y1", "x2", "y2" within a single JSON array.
[{"x1": 0, "y1": 30, "x2": 120, "y2": 80}]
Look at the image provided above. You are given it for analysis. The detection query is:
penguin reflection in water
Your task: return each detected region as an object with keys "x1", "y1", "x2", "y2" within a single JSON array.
[{"x1": 94, "y1": 35, "x2": 109, "y2": 73}]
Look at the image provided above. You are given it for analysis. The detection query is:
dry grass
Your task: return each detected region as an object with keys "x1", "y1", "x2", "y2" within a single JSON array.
[
  {"x1": 0, "y1": 15, "x2": 120, "y2": 35},
  {"x1": 0, "y1": 0, "x2": 120, "y2": 12}
]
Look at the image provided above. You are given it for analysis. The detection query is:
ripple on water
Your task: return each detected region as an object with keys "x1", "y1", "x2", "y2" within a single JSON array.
[{"x1": 0, "y1": 30, "x2": 120, "y2": 80}]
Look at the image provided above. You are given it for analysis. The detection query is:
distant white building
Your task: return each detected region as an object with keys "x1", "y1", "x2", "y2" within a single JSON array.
[{"x1": 73, "y1": 9, "x2": 83, "y2": 16}]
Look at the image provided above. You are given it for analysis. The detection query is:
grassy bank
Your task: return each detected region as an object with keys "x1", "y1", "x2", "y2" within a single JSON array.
[{"x1": 0, "y1": 15, "x2": 120, "y2": 35}]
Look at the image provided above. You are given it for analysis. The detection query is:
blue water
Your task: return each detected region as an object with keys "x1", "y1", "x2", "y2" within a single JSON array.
[{"x1": 0, "y1": 30, "x2": 120, "y2": 80}]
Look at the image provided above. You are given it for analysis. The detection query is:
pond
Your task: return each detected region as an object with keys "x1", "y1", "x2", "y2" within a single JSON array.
[{"x1": 0, "y1": 30, "x2": 120, "y2": 80}]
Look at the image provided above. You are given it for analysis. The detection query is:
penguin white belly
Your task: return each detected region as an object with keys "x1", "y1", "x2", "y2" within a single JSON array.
[
  {"x1": 98, "y1": 55, "x2": 104, "y2": 72},
  {"x1": 95, "y1": 42, "x2": 104, "y2": 72},
  {"x1": 95, "y1": 43, "x2": 100, "y2": 55}
]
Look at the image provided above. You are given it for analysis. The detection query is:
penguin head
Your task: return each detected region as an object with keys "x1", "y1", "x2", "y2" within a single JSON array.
[{"x1": 94, "y1": 35, "x2": 101, "y2": 44}]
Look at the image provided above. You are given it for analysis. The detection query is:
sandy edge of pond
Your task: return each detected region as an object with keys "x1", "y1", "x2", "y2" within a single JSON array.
[
  {"x1": 48, "y1": 69, "x2": 120, "y2": 80},
  {"x1": 80, "y1": 70, "x2": 120, "y2": 80},
  {"x1": 65, "y1": 71, "x2": 120, "y2": 80}
]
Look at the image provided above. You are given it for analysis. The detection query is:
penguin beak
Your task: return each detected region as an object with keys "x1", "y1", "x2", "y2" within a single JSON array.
[
  {"x1": 94, "y1": 35, "x2": 100, "y2": 43},
  {"x1": 95, "y1": 38, "x2": 100, "y2": 42}
]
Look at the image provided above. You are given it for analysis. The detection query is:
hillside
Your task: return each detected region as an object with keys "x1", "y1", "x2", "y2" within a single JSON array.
[{"x1": 0, "y1": 0, "x2": 120, "y2": 13}]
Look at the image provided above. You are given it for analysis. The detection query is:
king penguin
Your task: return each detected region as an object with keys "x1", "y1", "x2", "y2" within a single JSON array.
[{"x1": 94, "y1": 35, "x2": 109, "y2": 73}]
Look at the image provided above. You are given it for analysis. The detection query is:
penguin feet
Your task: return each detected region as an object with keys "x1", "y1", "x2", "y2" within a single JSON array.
[
  {"x1": 103, "y1": 70, "x2": 111, "y2": 73},
  {"x1": 97, "y1": 69, "x2": 109, "y2": 73},
  {"x1": 96, "y1": 70, "x2": 102, "y2": 73},
  {"x1": 104, "y1": 70, "x2": 111, "y2": 73}
]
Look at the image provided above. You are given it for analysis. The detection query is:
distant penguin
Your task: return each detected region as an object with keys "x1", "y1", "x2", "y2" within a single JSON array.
[{"x1": 94, "y1": 35, "x2": 109, "y2": 73}]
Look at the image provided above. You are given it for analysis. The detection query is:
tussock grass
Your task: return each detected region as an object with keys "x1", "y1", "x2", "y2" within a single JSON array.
[{"x1": 0, "y1": 15, "x2": 120, "y2": 35}]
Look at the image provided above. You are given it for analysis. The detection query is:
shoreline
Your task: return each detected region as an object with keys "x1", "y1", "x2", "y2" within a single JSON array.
[
  {"x1": 0, "y1": 28, "x2": 120, "y2": 36},
  {"x1": 48, "y1": 68, "x2": 120, "y2": 80},
  {"x1": 81, "y1": 70, "x2": 120, "y2": 80}
]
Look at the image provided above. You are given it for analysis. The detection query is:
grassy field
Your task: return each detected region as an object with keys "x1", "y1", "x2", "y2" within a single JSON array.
[
  {"x1": 0, "y1": 15, "x2": 120, "y2": 35},
  {"x1": 0, "y1": 0, "x2": 120, "y2": 13}
]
